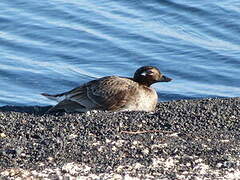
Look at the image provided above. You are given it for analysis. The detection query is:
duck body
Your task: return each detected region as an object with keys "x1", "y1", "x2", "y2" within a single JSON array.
[{"x1": 42, "y1": 66, "x2": 172, "y2": 113}]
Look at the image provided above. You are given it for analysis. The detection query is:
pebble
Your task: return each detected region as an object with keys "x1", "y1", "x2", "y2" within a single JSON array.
[{"x1": 0, "y1": 97, "x2": 240, "y2": 179}]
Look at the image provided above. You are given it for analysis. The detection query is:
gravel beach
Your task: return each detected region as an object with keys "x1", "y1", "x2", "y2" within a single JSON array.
[{"x1": 0, "y1": 97, "x2": 240, "y2": 179}]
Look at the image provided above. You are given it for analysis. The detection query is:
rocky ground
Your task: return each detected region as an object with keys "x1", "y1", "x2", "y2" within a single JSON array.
[{"x1": 0, "y1": 97, "x2": 240, "y2": 179}]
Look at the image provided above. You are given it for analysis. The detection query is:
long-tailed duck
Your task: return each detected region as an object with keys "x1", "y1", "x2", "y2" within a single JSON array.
[{"x1": 42, "y1": 66, "x2": 172, "y2": 113}]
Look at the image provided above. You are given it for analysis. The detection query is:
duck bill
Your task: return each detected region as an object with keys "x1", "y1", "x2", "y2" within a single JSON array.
[{"x1": 158, "y1": 75, "x2": 172, "y2": 82}]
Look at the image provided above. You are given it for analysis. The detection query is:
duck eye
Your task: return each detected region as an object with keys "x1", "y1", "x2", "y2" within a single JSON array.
[{"x1": 140, "y1": 70, "x2": 154, "y2": 76}]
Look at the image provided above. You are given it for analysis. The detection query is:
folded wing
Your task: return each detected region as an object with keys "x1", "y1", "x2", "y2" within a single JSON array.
[{"x1": 43, "y1": 76, "x2": 138, "y2": 111}]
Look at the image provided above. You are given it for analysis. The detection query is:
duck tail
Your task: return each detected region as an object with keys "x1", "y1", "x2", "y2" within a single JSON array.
[{"x1": 41, "y1": 93, "x2": 66, "y2": 102}]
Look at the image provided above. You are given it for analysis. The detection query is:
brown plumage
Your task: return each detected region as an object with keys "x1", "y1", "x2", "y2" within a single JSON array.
[{"x1": 41, "y1": 66, "x2": 172, "y2": 113}]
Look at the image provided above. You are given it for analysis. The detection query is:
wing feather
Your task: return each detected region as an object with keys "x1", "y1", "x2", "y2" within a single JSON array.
[{"x1": 66, "y1": 76, "x2": 138, "y2": 110}]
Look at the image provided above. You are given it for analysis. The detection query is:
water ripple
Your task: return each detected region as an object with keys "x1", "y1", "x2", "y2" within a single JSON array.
[{"x1": 0, "y1": 0, "x2": 239, "y2": 105}]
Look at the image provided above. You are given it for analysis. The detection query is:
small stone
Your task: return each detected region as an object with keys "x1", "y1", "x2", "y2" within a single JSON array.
[
  {"x1": 112, "y1": 146, "x2": 117, "y2": 151},
  {"x1": 142, "y1": 148, "x2": 149, "y2": 155},
  {"x1": 0, "y1": 133, "x2": 6, "y2": 138},
  {"x1": 48, "y1": 157, "x2": 54, "y2": 161}
]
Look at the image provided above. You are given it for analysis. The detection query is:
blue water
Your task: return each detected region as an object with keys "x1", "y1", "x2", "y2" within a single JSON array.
[{"x1": 0, "y1": 0, "x2": 239, "y2": 106}]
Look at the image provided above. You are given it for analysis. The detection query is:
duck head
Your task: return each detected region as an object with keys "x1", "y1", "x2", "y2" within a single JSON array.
[{"x1": 133, "y1": 66, "x2": 172, "y2": 87}]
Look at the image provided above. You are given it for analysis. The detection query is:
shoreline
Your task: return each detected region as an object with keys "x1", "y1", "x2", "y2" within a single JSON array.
[{"x1": 0, "y1": 97, "x2": 240, "y2": 179}]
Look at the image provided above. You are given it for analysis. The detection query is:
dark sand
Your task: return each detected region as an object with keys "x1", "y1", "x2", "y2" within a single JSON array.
[{"x1": 0, "y1": 98, "x2": 240, "y2": 179}]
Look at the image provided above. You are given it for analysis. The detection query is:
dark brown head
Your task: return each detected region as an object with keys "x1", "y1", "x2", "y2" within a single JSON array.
[{"x1": 133, "y1": 66, "x2": 172, "y2": 86}]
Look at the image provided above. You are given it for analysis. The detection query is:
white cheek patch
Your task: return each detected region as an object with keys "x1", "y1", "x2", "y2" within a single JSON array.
[
  {"x1": 141, "y1": 71, "x2": 147, "y2": 76},
  {"x1": 141, "y1": 70, "x2": 154, "y2": 76}
]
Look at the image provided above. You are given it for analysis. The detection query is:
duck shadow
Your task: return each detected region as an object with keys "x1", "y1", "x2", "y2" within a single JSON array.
[{"x1": 0, "y1": 105, "x2": 54, "y2": 115}]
